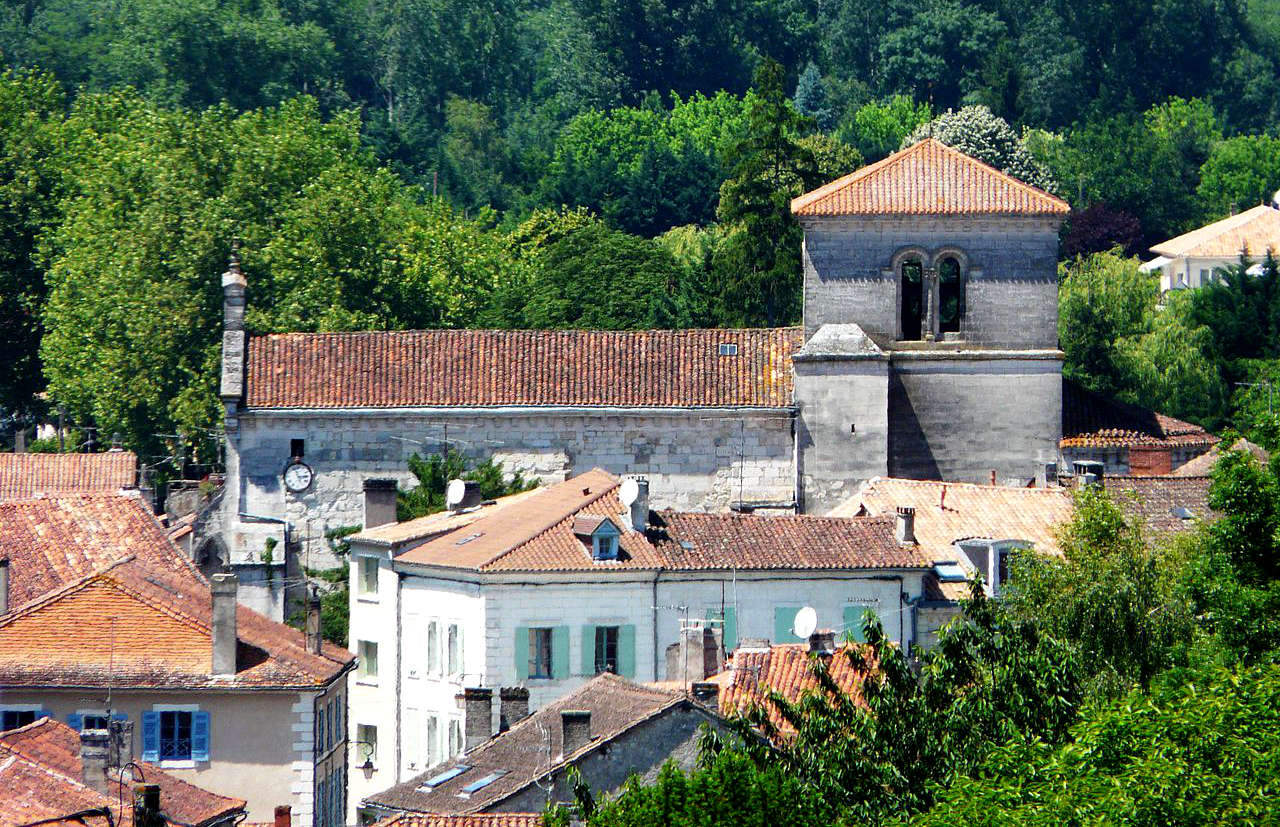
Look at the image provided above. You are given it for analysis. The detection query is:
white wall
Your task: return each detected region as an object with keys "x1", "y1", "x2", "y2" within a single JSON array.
[
  {"x1": 346, "y1": 547, "x2": 399, "y2": 819},
  {"x1": 1158, "y1": 257, "x2": 1233, "y2": 292}
]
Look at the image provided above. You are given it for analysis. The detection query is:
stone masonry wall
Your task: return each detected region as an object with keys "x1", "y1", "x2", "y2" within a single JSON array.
[
  {"x1": 801, "y1": 215, "x2": 1061, "y2": 348},
  {"x1": 223, "y1": 408, "x2": 796, "y2": 570}
]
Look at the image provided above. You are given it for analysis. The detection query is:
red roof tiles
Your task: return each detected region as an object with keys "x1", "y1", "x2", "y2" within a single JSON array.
[
  {"x1": 0, "y1": 718, "x2": 243, "y2": 827},
  {"x1": 791, "y1": 138, "x2": 1069, "y2": 217},
  {"x1": 243, "y1": 328, "x2": 801, "y2": 409},
  {"x1": 1061, "y1": 380, "x2": 1218, "y2": 450},
  {"x1": 717, "y1": 642, "x2": 874, "y2": 737},
  {"x1": 373, "y1": 817, "x2": 543, "y2": 827},
  {"x1": 0, "y1": 452, "x2": 136, "y2": 500}
]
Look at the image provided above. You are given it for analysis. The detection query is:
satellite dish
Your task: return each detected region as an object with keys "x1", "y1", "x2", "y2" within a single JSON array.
[
  {"x1": 1272, "y1": 189, "x2": 1280, "y2": 209},
  {"x1": 445, "y1": 478, "x2": 467, "y2": 508},
  {"x1": 792, "y1": 606, "x2": 818, "y2": 639},
  {"x1": 619, "y1": 478, "x2": 640, "y2": 507}
]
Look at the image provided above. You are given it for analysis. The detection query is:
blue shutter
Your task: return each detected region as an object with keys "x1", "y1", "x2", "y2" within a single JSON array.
[
  {"x1": 317, "y1": 777, "x2": 327, "y2": 827},
  {"x1": 111, "y1": 713, "x2": 128, "y2": 722},
  {"x1": 191, "y1": 711, "x2": 210, "y2": 762},
  {"x1": 37, "y1": 708, "x2": 52, "y2": 722},
  {"x1": 551, "y1": 626, "x2": 570, "y2": 679},
  {"x1": 580, "y1": 625, "x2": 597, "y2": 675},
  {"x1": 141, "y1": 711, "x2": 160, "y2": 762},
  {"x1": 67, "y1": 713, "x2": 83, "y2": 731},
  {"x1": 617, "y1": 625, "x2": 637, "y2": 678},
  {"x1": 774, "y1": 607, "x2": 801, "y2": 643},
  {"x1": 334, "y1": 697, "x2": 343, "y2": 745},
  {"x1": 514, "y1": 627, "x2": 529, "y2": 680},
  {"x1": 706, "y1": 608, "x2": 738, "y2": 653},
  {"x1": 844, "y1": 605, "x2": 877, "y2": 643}
]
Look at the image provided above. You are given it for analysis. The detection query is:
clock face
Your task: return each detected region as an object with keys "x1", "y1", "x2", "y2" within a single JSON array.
[{"x1": 284, "y1": 461, "x2": 314, "y2": 493}]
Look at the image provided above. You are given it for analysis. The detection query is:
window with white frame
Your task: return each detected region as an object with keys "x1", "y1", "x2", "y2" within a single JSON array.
[
  {"x1": 427, "y1": 715, "x2": 440, "y2": 767},
  {"x1": 356, "y1": 723, "x2": 377, "y2": 767},
  {"x1": 447, "y1": 623, "x2": 461, "y2": 676},
  {"x1": 142, "y1": 707, "x2": 209, "y2": 764},
  {"x1": 528, "y1": 627, "x2": 553, "y2": 678},
  {"x1": 357, "y1": 555, "x2": 379, "y2": 596},
  {"x1": 448, "y1": 718, "x2": 463, "y2": 757},
  {"x1": 358, "y1": 640, "x2": 379, "y2": 679},
  {"x1": 427, "y1": 621, "x2": 440, "y2": 675}
]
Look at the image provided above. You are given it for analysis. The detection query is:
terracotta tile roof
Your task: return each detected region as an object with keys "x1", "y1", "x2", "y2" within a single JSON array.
[
  {"x1": 243, "y1": 328, "x2": 801, "y2": 409},
  {"x1": 391, "y1": 471, "x2": 928, "y2": 573},
  {"x1": 351, "y1": 489, "x2": 544, "y2": 547},
  {"x1": 0, "y1": 451, "x2": 136, "y2": 500},
  {"x1": 1171, "y1": 437, "x2": 1269, "y2": 477},
  {"x1": 1106, "y1": 475, "x2": 1215, "y2": 537},
  {"x1": 0, "y1": 495, "x2": 352, "y2": 689},
  {"x1": 372, "y1": 815, "x2": 543, "y2": 827},
  {"x1": 0, "y1": 718, "x2": 244, "y2": 827},
  {"x1": 365, "y1": 674, "x2": 709, "y2": 814},
  {"x1": 716, "y1": 642, "x2": 873, "y2": 737},
  {"x1": 833, "y1": 478, "x2": 1074, "y2": 560},
  {"x1": 1061, "y1": 380, "x2": 1218, "y2": 449},
  {"x1": 1150, "y1": 204, "x2": 1280, "y2": 259},
  {"x1": 791, "y1": 138, "x2": 1069, "y2": 218}
]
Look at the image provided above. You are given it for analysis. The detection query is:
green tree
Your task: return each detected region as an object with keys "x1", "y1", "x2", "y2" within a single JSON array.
[
  {"x1": 903, "y1": 105, "x2": 1053, "y2": 191},
  {"x1": 842, "y1": 95, "x2": 932, "y2": 162},
  {"x1": 1058, "y1": 250, "x2": 1156, "y2": 398},
  {"x1": 792, "y1": 62, "x2": 834, "y2": 132},
  {"x1": 1198, "y1": 134, "x2": 1280, "y2": 220},
  {"x1": 396, "y1": 450, "x2": 535, "y2": 520},
  {"x1": 711, "y1": 58, "x2": 819, "y2": 326},
  {"x1": 876, "y1": 0, "x2": 1006, "y2": 112}
]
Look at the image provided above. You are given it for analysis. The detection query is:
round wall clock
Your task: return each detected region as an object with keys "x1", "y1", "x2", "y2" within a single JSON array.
[{"x1": 283, "y1": 460, "x2": 314, "y2": 493}]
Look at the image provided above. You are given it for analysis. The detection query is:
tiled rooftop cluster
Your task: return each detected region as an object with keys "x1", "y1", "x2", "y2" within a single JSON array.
[
  {"x1": 0, "y1": 451, "x2": 137, "y2": 501},
  {"x1": 1061, "y1": 381, "x2": 1217, "y2": 450},
  {"x1": 716, "y1": 642, "x2": 874, "y2": 736}
]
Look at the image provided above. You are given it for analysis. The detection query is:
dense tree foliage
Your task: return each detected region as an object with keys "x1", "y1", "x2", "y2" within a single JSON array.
[{"x1": 396, "y1": 450, "x2": 536, "y2": 521}]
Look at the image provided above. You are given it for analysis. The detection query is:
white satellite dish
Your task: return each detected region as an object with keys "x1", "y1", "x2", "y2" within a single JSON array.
[
  {"x1": 792, "y1": 606, "x2": 818, "y2": 639},
  {"x1": 445, "y1": 478, "x2": 468, "y2": 508},
  {"x1": 1272, "y1": 188, "x2": 1280, "y2": 209},
  {"x1": 619, "y1": 477, "x2": 640, "y2": 507}
]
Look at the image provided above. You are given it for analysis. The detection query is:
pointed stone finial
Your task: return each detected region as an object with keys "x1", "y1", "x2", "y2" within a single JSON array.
[{"x1": 222, "y1": 239, "x2": 246, "y2": 289}]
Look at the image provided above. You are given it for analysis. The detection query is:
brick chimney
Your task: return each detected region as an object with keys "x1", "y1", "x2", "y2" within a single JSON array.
[
  {"x1": 211, "y1": 573, "x2": 238, "y2": 675},
  {"x1": 457, "y1": 687, "x2": 493, "y2": 752},
  {"x1": 273, "y1": 805, "x2": 292, "y2": 827},
  {"x1": 133, "y1": 784, "x2": 162, "y2": 827},
  {"x1": 109, "y1": 719, "x2": 134, "y2": 769},
  {"x1": 895, "y1": 506, "x2": 915, "y2": 545},
  {"x1": 219, "y1": 245, "x2": 248, "y2": 406},
  {"x1": 560, "y1": 710, "x2": 591, "y2": 757},
  {"x1": 0, "y1": 558, "x2": 9, "y2": 614},
  {"x1": 80, "y1": 728, "x2": 110, "y2": 795},
  {"x1": 1128, "y1": 445, "x2": 1173, "y2": 476},
  {"x1": 363, "y1": 479, "x2": 398, "y2": 528},
  {"x1": 305, "y1": 589, "x2": 323, "y2": 655},
  {"x1": 498, "y1": 686, "x2": 530, "y2": 732}
]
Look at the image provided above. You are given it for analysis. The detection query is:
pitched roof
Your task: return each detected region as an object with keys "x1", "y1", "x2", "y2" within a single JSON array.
[
  {"x1": 0, "y1": 495, "x2": 352, "y2": 690},
  {"x1": 1150, "y1": 204, "x2": 1280, "y2": 259},
  {"x1": 715, "y1": 642, "x2": 873, "y2": 737},
  {"x1": 372, "y1": 817, "x2": 543, "y2": 827},
  {"x1": 0, "y1": 451, "x2": 136, "y2": 500},
  {"x1": 1061, "y1": 380, "x2": 1218, "y2": 449},
  {"x1": 1171, "y1": 437, "x2": 1269, "y2": 477},
  {"x1": 390, "y1": 471, "x2": 929, "y2": 573},
  {"x1": 0, "y1": 494, "x2": 205, "y2": 612},
  {"x1": 833, "y1": 478, "x2": 1074, "y2": 560},
  {"x1": 364, "y1": 674, "x2": 708, "y2": 814},
  {"x1": 1106, "y1": 475, "x2": 1215, "y2": 537},
  {"x1": 243, "y1": 328, "x2": 801, "y2": 409},
  {"x1": 0, "y1": 718, "x2": 244, "y2": 827},
  {"x1": 791, "y1": 138, "x2": 1069, "y2": 218}
]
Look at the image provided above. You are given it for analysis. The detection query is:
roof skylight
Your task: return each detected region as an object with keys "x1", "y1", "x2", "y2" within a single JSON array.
[
  {"x1": 458, "y1": 770, "x2": 508, "y2": 796},
  {"x1": 420, "y1": 765, "x2": 470, "y2": 789}
]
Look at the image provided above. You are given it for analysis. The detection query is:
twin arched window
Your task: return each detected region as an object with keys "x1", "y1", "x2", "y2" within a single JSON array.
[{"x1": 897, "y1": 252, "x2": 966, "y2": 340}]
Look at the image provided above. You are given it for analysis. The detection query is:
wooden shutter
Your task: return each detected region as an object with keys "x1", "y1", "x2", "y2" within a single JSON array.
[
  {"x1": 141, "y1": 711, "x2": 159, "y2": 762},
  {"x1": 67, "y1": 713, "x2": 83, "y2": 731},
  {"x1": 774, "y1": 607, "x2": 801, "y2": 643},
  {"x1": 191, "y1": 710, "x2": 211, "y2": 762},
  {"x1": 514, "y1": 627, "x2": 529, "y2": 680},
  {"x1": 844, "y1": 605, "x2": 876, "y2": 643},
  {"x1": 551, "y1": 626, "x2": 570, "y2": 679},
  {"x1": 580, "y1": 625, "x2": 597, "y2": 675},
  {"x1": 617, "y1": 625, "x2": 637, "y2": 678},
  {"x1": 707, "y1": 608, "x2": 738, "y2": 652}
]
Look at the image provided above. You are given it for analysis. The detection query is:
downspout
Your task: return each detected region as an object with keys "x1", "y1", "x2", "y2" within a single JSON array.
[
  {"x1": 651, "y1": 570, "x2": 661, "y2": 681},
  {"x1": 394, "y1": 565, "x2": 403, "y2": 783}
]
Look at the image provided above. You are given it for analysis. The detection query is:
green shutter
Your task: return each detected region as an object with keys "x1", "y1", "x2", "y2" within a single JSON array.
[
  {"x1": 617, "y1": 625, "x2": 636, "y2": 678},
  {"x1": 551, "y1": 626, "x2": 570, "y2": 679},
  {"x1": 706, "y1": 607, "x2": 738, "y2": 653},
  {"x1": 844, "y1": 605, "x2": 878, "y2": 643},
  {"x1": 774, "y1": 607, "x2": 801, "y2": 643},
  {"x1": 514, "y1": 627, "x2": 529, "y2": 680},
  {"x1": 581, "y1": 625, "x2": 597, "y2": 675}
]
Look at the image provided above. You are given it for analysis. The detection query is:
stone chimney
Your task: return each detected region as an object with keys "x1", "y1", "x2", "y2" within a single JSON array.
[
  {"x1": 211, "y1": 573, "x2": 238, "y2": 675},
  {"x1": 626, "y1": 476, "x2": 650, "y2": 532},
  {"x1": 1035, "y1": 460, "x2": 1058, "y2": 488},
  {"x1": 219, "y1": 245, "x2": 248, "y2": 406},
  {"x1": 274, "y1": 805, "x2": 292, "y2": 827},
  {"x1": 665, "y1": 625, "x2": 722, "y2": 684},
  {"x1": 0, "y1": 558, "x2": 9, "y2": 615},
  {"x1": 498, "y1": 686, "x2": 530, "y2": 732},
  {"x1": 560, "y1": 710, "x2": 591, "y2": 756},
  {"x1": 80, "y1": 728, "x2": 110, "y2": 795},
  {"x1": 1072, "y1": 460, "x2": 1104, "y2": 489},
  {"x1": 363, "y1": 478, "x2": 398, "y2": 529},
  {"x1": 305, "y1": 589, "x2": 323, "y2": 655},
  {"x1": 895, "y1": 506, "x2": 915, "y2": 545},
  {"x1": 133, "y1": 784, "x2": 162, "y2": 827},
  {"x1": 457, "y1": 687, "x2": 493, "y2": 752},
  {"x1": 109, "y1": 719, "x2": 134, "y2": 769},
  {"x1": 808, "y1": 629, "x2": 836, "y2": 655},
  {"x1": 690, "y1": 681, "x2": 720, "y2": 708}
]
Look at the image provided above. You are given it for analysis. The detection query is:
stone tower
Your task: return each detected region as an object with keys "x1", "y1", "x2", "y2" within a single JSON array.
[{"x1": 792, "y1": 139, "x2": 1070, "y2": 512}]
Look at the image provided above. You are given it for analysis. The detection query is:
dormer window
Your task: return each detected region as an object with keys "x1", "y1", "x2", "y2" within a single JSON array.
[{"x1": 572, "y1": 516, "x2": 622, "y2": 561}]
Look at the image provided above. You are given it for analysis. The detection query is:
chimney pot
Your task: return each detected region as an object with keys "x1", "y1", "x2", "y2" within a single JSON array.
[
  {"x1": 274, "y1": 805, "x2": 292, "y2": 827},
  {"x1": 560, "y1": 709, "x2": 592, "y2": 756},
  {"x1": 690, "y1": 681, "x2": 720, "y2": 708},
  {"x1": 211, "y1": 573, "x2": 238, "y2": 675},
  {"x1": 895, "y1": 506, "x2": 916, "y2": 545},
  {"x1": 79, "y1": 728, "x2": 110, "y2": 796},
  {"x1": 0, "y1": 558, "x2": 9, "y2": 615},
  {"x1": 1072, "y1": 460, "x2": 1105, "y2": 490},
  {"x1": 305, "y1": 589, "x2": 323, "y2": 655},
  {"x1": 498, "y1": 686, "x2": 530, "y2": 732},
  {"x1": 625, "y1": 476, "x2": 650, "y2": 532},
  {"x1": 808, "y1": 629, "x2": 837, "y2": 654},
  {"x1": 456, "y1": 687, "x2": 493, "y2": 752},
  {"x1": 133, "y1": 784, "x2": 162, "y2": 827},
  {"x1": 362, "y1": 478, "x2": 398, "y2": 529}
]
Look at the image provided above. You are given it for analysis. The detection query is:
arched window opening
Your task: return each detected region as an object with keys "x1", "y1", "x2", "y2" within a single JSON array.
[
  {"x1": 938, "y1": 256, "x2": 964, "y2": 334},
  {"x1": 900, "y1": 258, "x2": 924, "y2": 340}
]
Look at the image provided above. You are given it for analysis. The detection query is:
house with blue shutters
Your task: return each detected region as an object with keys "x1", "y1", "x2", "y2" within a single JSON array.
[
  {"x1": 0, "y1": 493, "x2": 354, "y2": 826},
  {"x1": 345, "y1": 469, "x2": 932, "y2": 819}
]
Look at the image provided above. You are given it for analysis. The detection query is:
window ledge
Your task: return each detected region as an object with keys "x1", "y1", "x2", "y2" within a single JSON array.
[
  {"x1": 356, "y1": 678, "x2": 379, "y2": 687},
  {"x1": 356, "y1": 595, "x2": 380, "y2": 604},
  {"x1": 158, "y1": 759, "x2": 197, "y2": 770}
]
